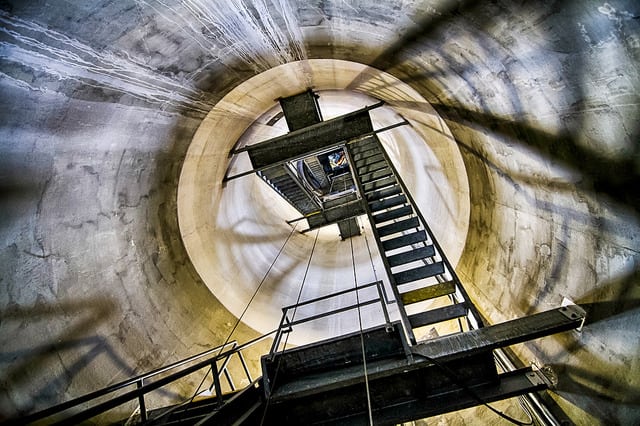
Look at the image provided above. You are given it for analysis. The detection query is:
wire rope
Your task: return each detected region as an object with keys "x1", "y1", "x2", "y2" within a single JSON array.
[
  {"x1": 417, "y1": 352, "x2": 534, "y2": 426},
  {"x1": 172, "y1": 222, "x2": 299, "y2": 419},
  {"x1": 349, "y1": 221, "x2": 374, "y2": 425},
  {"x1": 260, "y1": 228, "x2": 320, "y2": 425},
  {"x1": 363, "y1": 227, "x2": 379, "y2": 283}
]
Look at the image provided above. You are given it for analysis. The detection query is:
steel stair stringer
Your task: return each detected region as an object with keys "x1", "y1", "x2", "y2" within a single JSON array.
[{"x1": 345, "y1": 135, "x2": 485, "y2": 344}]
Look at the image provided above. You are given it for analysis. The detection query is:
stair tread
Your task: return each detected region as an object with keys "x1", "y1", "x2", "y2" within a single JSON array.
[
  {"x1": 357, "y1": 160, "x2": 388, "y2": 175},
  {"x1": 369, "y1": 194, "x2": 406, "y2": 212},
  {"x1": 400, "y1": 280, "x2": 455, "y2": 304},
  {"x1": 373, "y1": 205, "x2": 413, "y2": 224},
  {"x1": 409, "y1": 303, "x2": 468, "y2": 329},
  {"x1": 382, "y1": 230, "x2": 427, "y2": 251},
  {"x1": 387, "y1": 245, "x2": 435, "y2": 267},
  {"x1": 377, "y1": 217, "x2": 420, "y2": 237},
  {"x1": 363, "y1": 175, "x2": 397, "y2": 193},
  {"x1": 352, "y1": 147, "x2": 382, "y2": 161},
  {"x1": 350, "y1": 139, "x2": 379, "y2": 153},
  {"x1": 355, "y1": 153, "x2": 384, "y2": 168},
  {"x1": 261, "y1": 167, "x2": 288, "y2": 178},
  {"x1": 275, "y1": 181, "x2": 297, "y2": 189},
  {"x1": 360, "y1": 168, "x2": 393, "y2": 184},
  {"x1": 393, "y1": 261, "x2": 445, "y2": 285},
  {"x1": 366, "y1": 185, "x2": 402, "y2": 202}
]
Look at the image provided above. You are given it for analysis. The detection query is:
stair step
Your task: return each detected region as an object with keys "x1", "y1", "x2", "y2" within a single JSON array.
[
  {"x1": 400, "y1": 281, "x2": 456, "y2": 304},
  {"x1": 284, "y1": 187, "x2": 304, "y2": 195},
  {"x1": 373, "y1": 205, "x2": 413, "y2": 224},
  {"x1": 352, "y1": 147, "x2": 382, "y2": 161},
  {"x1": 377, "y1": 217, "x2": 420, "y2": 237},
  {"x1": 271, "y1": 178, "x2": 291, "y2": 186},
  {"x1": 369, "y1": 194, "x2": 406, "y2": 212},
  {"x1": 387, "y1": 245, "x2": 435, "y2": 267},
  {"x1": 274, "y1": 180, "x2": 296, "y2": 189},
  {"x1": 350, "y1": 139, "x2": 379, "y2": 153},
  {"x1": 366, "y1": 185, "x2": 402, "y2": 202},
  {"x1": 355, "y1": 153, "x2": 384, "y2": 168},
  {"x1": 409, "y1": 303, "x2": 468, "y2": 329},
  {"x1": 261, "y1": 167, "x2": 288, "y2": 178},
  {"x1": 363, "y1": 175, "x2": 397, "y2": 193},
  {"x1": 357, "y1": 160, "x2": 388, "y2": 175},
  {"x1": 360, "y1": 168, "x2": 393, "y2": 184},
  {"x1": 393, "y1": 261, "x2": 445, "y2": 285},
  {"x1": 382, "y1": 230, "x2": 427, "y2": 251}
]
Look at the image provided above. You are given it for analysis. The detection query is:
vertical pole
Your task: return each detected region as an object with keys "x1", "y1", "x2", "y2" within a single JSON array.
[
  {"x1": 238, "y1": 352, "x2": 253, "y2": 383},
  {"x1": 211, "y1": 361, "x2": 224, "y2": 407},
  {"x1": 375, "y1": 281, "x2": 392, "y2": 329},
  {"x1": 224, "y1": 368, "x2": 235, "y2": 391},
  {"x1": 136, "y1": 380, "x2": 147, "y2": 422},
  {"x1": 269, "y1": 308, "x2": 288, "y2": 358}
]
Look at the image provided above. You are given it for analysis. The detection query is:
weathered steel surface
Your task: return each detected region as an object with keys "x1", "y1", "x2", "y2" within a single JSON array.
[
  {"x1": 408, "y1": 303, "x2": 468, "y2": 328},
  {"x1": 338, "y1": 217, "x2": 361, "y2": 239},
  {"x1": 247, "y1": 108, "x2": 375, "y2": 169},
  {"x1": 279, "y1": 90, "x2": 322, "y2": 131},
  {"x1": 259, "y1": 165, "x2": 320, "y2": 214},
  {"x1": 393, "y1": 261, "x2": 446, "y2": 285},
  {"x1": 261, "y1": 306, "x2": 584, "y2": 425},
  {"x1": 262, "y1": 323, "x2": 407, "y2": 389},
  {"x1": 413, "y1": 305, "x2": 585, "y2": 361},
  {"x1": 400, "y1": 281, "x2": 456, "y2": 304}
]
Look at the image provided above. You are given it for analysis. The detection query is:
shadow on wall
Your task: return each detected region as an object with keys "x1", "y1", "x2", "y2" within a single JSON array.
[
  {"x1": 215, "y1": 213, "x2": 308, "y2": 299},
  {"x1": 577, "y1": 265, "x2": 640, "y2": 327},
  {"x1": 430, "y1": 103, "x2": 640, "y2": 217},
  {"x1": 346, "y1": 0, "x2": 639, "y2": 216},
  {"x1": 0, "y1": 298, "x2": 136, "y2": 418},
  {"x1": 533, "y1": 266, "x2": 640, "y2": 418},
  {"x1": 341, "y1": 2, "x2": 640, "y2": 422},
  {"x1": 348, "y1": 0, "x2": 482, "y2": 85},
  {"x1": 436, "y1": 111, "x2": 640, "y2": 420}
]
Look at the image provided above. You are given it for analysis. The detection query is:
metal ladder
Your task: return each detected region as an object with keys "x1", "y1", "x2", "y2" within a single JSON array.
[{"x1": 345, "y1": 134, "x2": 485, "y2": 344}]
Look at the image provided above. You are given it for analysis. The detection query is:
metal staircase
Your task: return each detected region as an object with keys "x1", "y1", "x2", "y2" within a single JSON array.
[
  {"x1": 303, "y1": 156, "x2": 330, "y2": 191},
  {"x1": 15, "y1": 90, "x2": 588, "y2": 425},
  {"x1": 345, "y1": 134, "x2": 483, "y2": 344},
  {"x1": 257, "y1": 165, "x2": 321, "y2": 215}
]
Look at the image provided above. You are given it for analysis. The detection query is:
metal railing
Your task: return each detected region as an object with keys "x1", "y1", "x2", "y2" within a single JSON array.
[
  {"x1": 269, "y1": 280, "x2": 392, "y2": 358},
  {"x1": 19, "y1": 332, "x2": 276, "y2": 425}
]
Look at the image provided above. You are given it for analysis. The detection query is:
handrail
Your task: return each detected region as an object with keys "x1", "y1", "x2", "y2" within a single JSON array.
[
  {"x1": 287, "y1": 297, "x2": 381, "y2": 327},
  {"x1": 282, "y1": 281, "x2": 380, "y2": 310},
  {"x1": 20, "y1": 330, "x2": 277, "y2": 425},
  {"x1": 374, "y1": 136, "x2": 486, "y2": 328},
  {"x1": 269, "y1": 281, "x2": 390, "y2": 356}
]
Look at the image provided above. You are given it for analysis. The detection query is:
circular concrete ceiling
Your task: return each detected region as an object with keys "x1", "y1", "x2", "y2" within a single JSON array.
[{"x1": 178, "y1": 59, "x2": 469, "y2": 344}]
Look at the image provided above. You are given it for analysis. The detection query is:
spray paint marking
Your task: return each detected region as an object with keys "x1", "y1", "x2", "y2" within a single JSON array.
[
  {"x1": 141, "y1": 0, "x2": 306, "y2": 72},
  {"x1": 0, "y1": 12, "x2": 215, "y2": 115}
]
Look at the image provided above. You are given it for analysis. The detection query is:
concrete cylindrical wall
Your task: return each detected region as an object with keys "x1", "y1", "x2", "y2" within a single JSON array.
[{"x1": 0, "y1": 1, "x2": 638, "y2": 424}]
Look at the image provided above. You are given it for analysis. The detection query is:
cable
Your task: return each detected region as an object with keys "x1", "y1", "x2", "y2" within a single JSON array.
[
  {"x1": 363, "y1": 227, "x2": 395, "y2": 307},
  {"x1": 349, "y1": 220, "x2": 374, "y2": 426},
  {"x1": 363, "y1": 228, "x2": 379, "y2": 283},
  {"x1": 416, "y1": 352, "x2": 533, "y2": 426},
  {"x1": 260, "y1": 229, "x2": 320, "y2": 425},
  {"x1": 160, "y1": 222, "x2": 299, "y2": 423}
]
